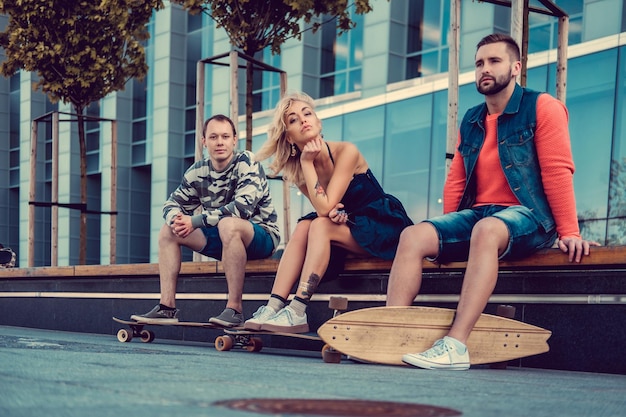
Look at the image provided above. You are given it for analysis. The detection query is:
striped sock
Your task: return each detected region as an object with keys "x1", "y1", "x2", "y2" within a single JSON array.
[
  {"x1": 289, "y1": 296, "x2": 308, "y2": 316},
  {"x1": 267, "y1": 294, "x2": 287, "y2": 312}
]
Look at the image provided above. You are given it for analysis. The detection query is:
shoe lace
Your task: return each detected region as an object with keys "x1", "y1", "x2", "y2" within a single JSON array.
[
  {"x1": 420, "y1": 339, "x2": 450, "y2": 358},
  {"x1": 252, "y1": 306, "x2": 270, "y2": 319},
  {"x1": 272, "y1": 307, "x2": 294, "y2": 324}
]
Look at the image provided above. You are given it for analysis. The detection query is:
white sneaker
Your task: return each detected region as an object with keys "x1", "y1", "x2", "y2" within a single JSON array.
[
  {"x1": 243, "y1": 305, "x2": 277, "y2": 330},
  {"x1": 402, "y1": 336, "x2": 470, "y2": 370},
  {"x1": 259, "y1": 305, "x2": 309, "y2": 333}
]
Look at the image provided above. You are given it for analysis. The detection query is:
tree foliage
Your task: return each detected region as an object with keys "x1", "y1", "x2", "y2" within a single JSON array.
[
  {"x1": 172, "y1": 0, "x2": 375, "y2": 150},
  {"x1": 0, "y1": 0, "x2": 163, "y2": 265},
  {"x1": 173, "y1": 0, "x2": 373, "y2": 55},
  {"x1": 0, "y1": 0, "x2": 163, "y2": 110}
]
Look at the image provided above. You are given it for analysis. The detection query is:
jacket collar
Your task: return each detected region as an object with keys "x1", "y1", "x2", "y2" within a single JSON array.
[{"x1": 467, "y1": 83, "x2": 523, "y2": 124}]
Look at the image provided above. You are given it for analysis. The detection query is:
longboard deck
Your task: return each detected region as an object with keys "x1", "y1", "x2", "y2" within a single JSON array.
[
  {"x1": 113, "y1": 316, "x2": 242, "y2": 343},
  {"x1": 317, "y1": 306, "x2": 551, "y2": 366},
  {"x1": 113, "y1": 316, "x2": 236, "y2": 329}
]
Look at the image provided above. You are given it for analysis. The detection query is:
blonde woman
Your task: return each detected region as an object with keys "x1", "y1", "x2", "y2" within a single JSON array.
[{"x1": 247, "y1": 92, "x2": 413, "y2": 333}]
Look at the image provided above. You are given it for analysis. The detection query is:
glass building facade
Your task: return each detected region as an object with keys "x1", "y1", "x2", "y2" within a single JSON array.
[{"x1": 0, "y1": 0, "x2": 624, "y2": 266}]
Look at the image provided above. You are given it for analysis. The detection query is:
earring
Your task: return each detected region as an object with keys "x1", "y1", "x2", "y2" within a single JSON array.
[{"x1": 290, "y1": 143, "x2": 297, "y2": 157}]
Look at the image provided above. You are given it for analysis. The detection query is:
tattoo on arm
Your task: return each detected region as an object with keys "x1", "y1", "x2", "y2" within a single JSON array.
[
  {"x1": 298, "y1": 273, "x2": 321, "y2": 300},
  {"x1": 314, "y1": 181, "x2": 326, "y2": 197}
]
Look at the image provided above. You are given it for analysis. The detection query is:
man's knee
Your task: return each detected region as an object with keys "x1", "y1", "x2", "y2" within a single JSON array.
[
  {"x1": 158, "y1": 223, "x2": 174, "y2": 243},
  {"x1": 398, "y1": 223, "x2": 438, "y2": 254},
  {"x1": 473, "y1": 217, "x2": 507, "y2": 235},
  {"x1": 218, "y1": 217, "x2": 251, "y2": 244},
  {"x1": 470, "y1": 217, "x2": 509, "y2": 246}
]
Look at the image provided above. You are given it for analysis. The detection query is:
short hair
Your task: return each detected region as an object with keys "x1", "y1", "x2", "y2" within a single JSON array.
[
  {"x1": 476, "y1": 33, "x2": 521, "y2": 62},
  {"x1": 203, "y1": 114, "x2": 237, "y2": 138}
]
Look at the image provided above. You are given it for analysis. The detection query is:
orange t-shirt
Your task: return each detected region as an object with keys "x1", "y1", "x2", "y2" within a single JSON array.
[{"x1": 444, "y1": 94, "x2": 580, "y2": 239}]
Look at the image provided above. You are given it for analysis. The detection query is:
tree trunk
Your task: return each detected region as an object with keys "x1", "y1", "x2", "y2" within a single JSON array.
[
  {"x1": 245, "y1": 59, "x2": 254, "y2": 151},
  {"x1": 76, "y1": 105, "x2": 87, "y2": 265}
]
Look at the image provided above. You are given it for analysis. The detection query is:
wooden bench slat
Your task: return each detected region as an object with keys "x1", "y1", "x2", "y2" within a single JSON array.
[
  {"x1": 0, "y1": 265, "x2": 75, "y2": 278},
  {"x1": 0, "y1": 246, "x2": 624, "y2": 279}
]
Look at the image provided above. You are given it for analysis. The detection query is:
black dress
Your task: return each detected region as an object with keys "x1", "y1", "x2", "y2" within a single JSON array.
[{"x1": 299, "y1": 145, "x2": 413, "y2": 260}]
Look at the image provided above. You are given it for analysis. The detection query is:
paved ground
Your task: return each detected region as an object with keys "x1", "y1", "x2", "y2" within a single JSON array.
[{"x1": 0, "y1": 325, "x2": 624, "y2": 417}]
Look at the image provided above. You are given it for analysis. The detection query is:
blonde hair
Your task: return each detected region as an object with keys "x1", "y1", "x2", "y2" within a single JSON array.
[{"x1": 256, "y1": 91, "x2": 318, "y2": 187}]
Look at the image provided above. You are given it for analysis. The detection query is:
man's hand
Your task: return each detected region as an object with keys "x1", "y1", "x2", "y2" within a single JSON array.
[
  {"x1": 171, "y1": 213, "x2": 194, "y2": 238},
  {"x1": 557, "y1": 237, "x2": 601, "y2": 263}
]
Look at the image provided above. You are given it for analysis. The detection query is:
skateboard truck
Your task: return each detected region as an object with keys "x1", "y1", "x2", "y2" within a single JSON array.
[{"x1": 115, "y1": 321, "x2": 155, "y2": 343}]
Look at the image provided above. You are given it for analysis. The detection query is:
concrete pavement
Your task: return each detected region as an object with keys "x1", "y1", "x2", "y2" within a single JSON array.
[{"x1": 0, "y1": 325, "x2": 624, "y2": 417}]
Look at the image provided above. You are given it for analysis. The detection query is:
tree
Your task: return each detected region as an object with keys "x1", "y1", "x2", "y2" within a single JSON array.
[
  {"x1": 0, "y1": 0, "x2": 164, "y2": 265},
  {"x1": 172, "y1": 0, "x2": 376, "y2": 150}
]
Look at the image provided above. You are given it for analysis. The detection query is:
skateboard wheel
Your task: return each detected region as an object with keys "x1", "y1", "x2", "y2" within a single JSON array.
[
  {"x1": 215, "y1": 335, "x2": 234, "y2": 351},
  {"x1": 139, "y1": 330, "x2": 155, "y2": 343},
  {"x1": 321, "y1": 344, "x2": 342, "y2": 364},
  {"x1": 117, "y1": 328, "x2": 132, "y2": 343},
  {"x1": 246, "y1": 337, "x2": 263, "y2": 352},
  {"x1": 328, "y1": 296, "x2": 348, "y2": 311}
]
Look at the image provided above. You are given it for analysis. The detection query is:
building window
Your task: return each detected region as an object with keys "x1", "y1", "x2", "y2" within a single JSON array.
[
  {"x1": 384, "y1": 96, "x2": 434, "y2": 222},
  {"x1": 389, "y1": 0, "x2": 449, "y2": 83},
  {"x1": 43, "y1": 100, "x2": 58, "y2": 181},
  {"x1": 527, "y1": 0, "x2": 584, "y2": 53},
  {"x1": 186, "y1": 12, "x2": 203, "y2": 161},
  {"x1": 9, "y1": 74, "x2": 20, "y2": 187},
  {"x1": 131, "y1": 77, "x2": 148, "y2": 166},
  {"x1": 406, "y1": 0, "x2": 449, "y2": 80},
  {"x1": 252, "y1": 48, "x2": 282, "y2": 112},
  {"x1": 319, "y1": 10, "x2": 363, "y2": 98},
  {"x1": 85, "y1": 101, "x2": 101, "y2": 174}
]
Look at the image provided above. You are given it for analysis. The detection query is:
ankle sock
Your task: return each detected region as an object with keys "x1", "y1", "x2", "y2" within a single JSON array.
[
  {"x1": 159, "y1": 304, "x2": 176, "y2": 310},
  {"x1": 289, "y1": 297, "x2": 308, "y2": 316},
  {"x1": 267, "y1": 294, "x2": 286, "y2": 312}
]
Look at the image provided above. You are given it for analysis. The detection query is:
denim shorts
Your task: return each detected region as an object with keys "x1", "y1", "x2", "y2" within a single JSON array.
[
  {"x1": 425, "y1": 205, "x2": 557, "y2": 264},
  {"x1": 198, "y1": 222, "x2": 275, "y2": 260}
]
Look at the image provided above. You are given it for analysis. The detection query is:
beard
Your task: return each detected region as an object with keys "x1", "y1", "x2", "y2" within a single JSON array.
[{"x1": 476, "y1": 70, "x2": 513, "y2": 96}]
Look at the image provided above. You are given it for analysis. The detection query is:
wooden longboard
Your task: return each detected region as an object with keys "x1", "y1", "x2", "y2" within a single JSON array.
[{"x1": 317, "y1": 306, "x2": 551, "y2": 366}]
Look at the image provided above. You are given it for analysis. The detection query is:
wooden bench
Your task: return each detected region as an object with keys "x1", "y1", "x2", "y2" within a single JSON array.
[{"x1": 0, "y1": 245, "x2": 624, "y2": 279}]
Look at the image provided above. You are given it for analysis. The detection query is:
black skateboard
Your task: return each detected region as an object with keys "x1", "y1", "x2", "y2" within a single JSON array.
[{"x1": 112, "y1": 317, "x2": 240, "y2": 343}]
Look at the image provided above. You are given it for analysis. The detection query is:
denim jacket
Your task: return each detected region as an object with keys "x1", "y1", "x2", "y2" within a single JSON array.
[{"x1": 456, "y1": 84, "x2": 555, "y2": 234}]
